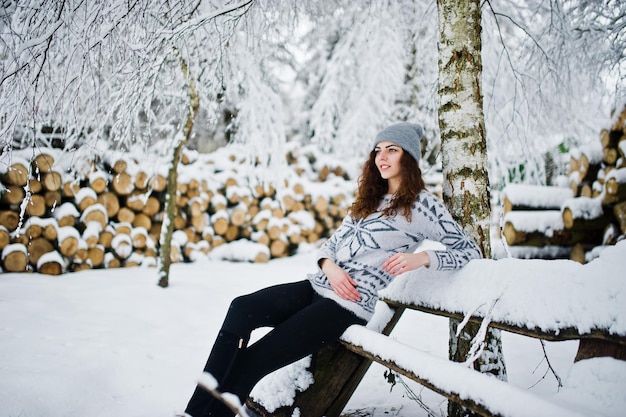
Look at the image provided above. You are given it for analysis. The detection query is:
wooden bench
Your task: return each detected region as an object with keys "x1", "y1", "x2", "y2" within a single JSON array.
[{"x1": 248, "y1": 241, "x2": 626, "y2": 417}]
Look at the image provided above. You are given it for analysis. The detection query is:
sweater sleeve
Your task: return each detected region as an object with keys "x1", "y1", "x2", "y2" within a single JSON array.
[
  {"x1": 418, "y1": 193, "x2": 482, "y2": 270},
  {"x1": 315, "y1": 216, "x2": 350, "y2": 268}
]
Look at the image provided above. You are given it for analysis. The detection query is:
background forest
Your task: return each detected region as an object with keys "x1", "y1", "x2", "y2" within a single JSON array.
[{"x1": 1, "y1": 0, "x2": 624, "y2": 187}]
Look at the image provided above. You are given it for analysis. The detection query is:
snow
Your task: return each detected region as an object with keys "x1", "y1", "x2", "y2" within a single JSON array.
[
  {"x1": 562, "y1": 196, "x2": 604, "y2": 221},
  {"x1": 606, "y1": 167, "x2": 626, "y2": 183},
  {"x1": 504, "y1": 210, "x2": 564, "y2": 234},
  {"x1": 570, "y1": 143, "x2": 604, "y2": 165},
  {"x1": 502, "y1": 184, "x2": 573, "y2": 209},
  {"x1": 209, "y1": 240, "x2": 269, "y2": 263},
  {"x1": 36, "y1": 250, "x2": 65, "y2": 269},
  {"x1": 0, "y1": 241, "x2": 624, "y2": 417},
  {"x1": 53, "y1": 201, "x2": 80, "y2": 220},
  {"x1": 381, "y1": 241, "x2": 626, "y2": 335},
  {"x1": 1, "y1": 242, "x2": 27, "y2": 259}
]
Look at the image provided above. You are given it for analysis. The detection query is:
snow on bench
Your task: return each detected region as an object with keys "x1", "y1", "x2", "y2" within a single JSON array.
[
  {"x1": 341, "y1": 325, "x2": 588, "y2": 417},
  {"x1": 248, "y1": 242, "x2": 626, "y2": 417},
  {"x1": 379, "y1": 240, "x2": 626, "y2": 346}
]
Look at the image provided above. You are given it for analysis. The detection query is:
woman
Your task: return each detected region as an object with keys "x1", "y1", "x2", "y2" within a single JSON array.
[{"x1": 184, "y1": 123, "x2": 482, "y2": 417}]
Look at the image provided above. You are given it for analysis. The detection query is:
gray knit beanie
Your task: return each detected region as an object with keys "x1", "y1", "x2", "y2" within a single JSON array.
[{"x1": 372, "y1": 123, "x2": 424, "y2": 163}]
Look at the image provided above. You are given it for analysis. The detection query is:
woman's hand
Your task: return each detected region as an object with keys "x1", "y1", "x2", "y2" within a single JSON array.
[
  {"x1": 320, "y1": 259, "x2": 361, "y2": 302},
  {"x1": 382, "y1": 252, "x2": 430, "y2": 275}
]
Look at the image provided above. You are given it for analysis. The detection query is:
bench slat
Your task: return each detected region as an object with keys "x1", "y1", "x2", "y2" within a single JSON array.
[
  {"x1": 341, "y1": 326, "x2": 587, "y2": 417},
  {"x1": 382, "y1": 298, "x2": 626, "y2": 346}
]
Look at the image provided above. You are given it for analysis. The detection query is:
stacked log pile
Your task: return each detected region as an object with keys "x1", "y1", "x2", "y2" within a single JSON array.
[
  {"x1": 0, "y1": 144, "x2": 355, "y2": 274},
  {"x1": 503, "y1": 105, "x2": 626, "y2": 262}
]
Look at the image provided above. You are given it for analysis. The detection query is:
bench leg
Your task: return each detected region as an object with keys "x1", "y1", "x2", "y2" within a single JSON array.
[{"x1": 246, "y1": 306, "x2": 406, "y2": 416}]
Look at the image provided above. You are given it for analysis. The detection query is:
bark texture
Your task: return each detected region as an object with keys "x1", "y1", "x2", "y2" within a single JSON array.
[{"x1": 437, "y1": 1, "x2": 506, "y2": 415}]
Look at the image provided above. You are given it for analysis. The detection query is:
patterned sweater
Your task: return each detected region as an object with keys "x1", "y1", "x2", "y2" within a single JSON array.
[{"x1": 308, "y1": 190, "x2": 482, "y2": 321}]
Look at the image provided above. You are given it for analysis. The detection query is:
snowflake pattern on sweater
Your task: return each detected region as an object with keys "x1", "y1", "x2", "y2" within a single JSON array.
[{"x1": 308, "y1": 190, "x2": 481, "y2": 321}]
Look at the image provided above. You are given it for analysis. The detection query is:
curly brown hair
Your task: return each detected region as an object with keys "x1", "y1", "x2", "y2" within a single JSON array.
[{"x1": 350, "y1": 150, "x2": 426, "y2": 221}]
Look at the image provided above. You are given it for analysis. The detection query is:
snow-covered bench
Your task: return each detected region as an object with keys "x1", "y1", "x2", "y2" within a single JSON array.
[{"x1": 248, "y1": 241, "x2": 626, "y2": 417}]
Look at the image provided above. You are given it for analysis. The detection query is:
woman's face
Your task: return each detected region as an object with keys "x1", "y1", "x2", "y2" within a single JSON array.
[{"x1": 374, "y1": 141, "x2": 404, "y2": 186}]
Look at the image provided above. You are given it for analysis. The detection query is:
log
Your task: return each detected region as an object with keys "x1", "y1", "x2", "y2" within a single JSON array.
[
  {"x1": 111, "y1": 234, "x2": 132, "y2": 260},
  {"x1": 126, "y1": 191, "x2": 148, "y2": 212},
  {"x1": 42, "y1": 220, "x2": 57, "y2": 241},
  {"x1": 25, "y1": 194, "x2": 47, "y2": 217},
  {"x1": 29, "y1": 178, "x2": 43, "y2": 194},
  {"x1": 225, "y1": 225, "x2": 240, "y2": 242},
  {"x1": 104, "y1": 252, "x2": 121, "y2": 268},
  {"x1": 27, "y1": 237, "x2": 54, "y2": 266},
  {"x1": 132, "y1": 213, "x2": 152, "y2": 230},
  {"x1": 87, "y1": 245, "x2": 105, "y2": 267},
  {"x1": 2, "y1": 160, "x2": 29, "y2": 186},
  {"x1": 111, "y1": 172, "x2": 133, "y2": 196},
  {"x1": 82, "y1": 222, "x2": 102, "y2": 248},
  {"x1": 23, "y1": 221, "x2": 44, "y2": 239},
  {"x1": 173, "y1": 213, "x2": 187, "y2": 231},
  {"x1": 89, "y1": 171, "x2": 109, "y2": 194},
  {"x1": 37, "y1": 251, "x2": 64, "y2": 275},
  {"x1": 62, "y1": 181, "x2": 81, "y2": 198},
  {"x1": 579, "y1": 153, "x2": 602, "y2": 182},
  {"x1": 190, "y1": 213, "x2": 209, "y2": 231},
  {"x1": 314, "y1": 195, "x2": 329, "y2": 213},
  {"x1": 603, "y1": 168, "x2": 626, "y2": 204},
  {"x1": 97, "y1": 192, "x2": 120, "y2": 218},
  {"x1": 117, "y1": 207, "x2": 135, "y2": 224},
  {"x1": 134, "y1": 170, "x2": 149, "y2": 190},
  {"x1": 149, "y1": 174, "x2": 167, "y2": 192},
  {"x1": 1, "y1": 243, "x2": 28, "y2": 272},
  {"x1": 74, "y1": 240, "x2": 89, "y2": 262},
  {"x1": 54, "y1": 202, "x2": 79, "y2": 227},
  {"x1": 603, "y1": 147, "x2": 619, "y2": 166},
  {"x1": 1, "y1": 184, "x2": 25, "y2": 206},
  {"x1": 75, "y1": 188, "x2": 98, "y2": 211},
  {"x1": 114, "y1": 223, "x2": 133, "y2": 235},
  {"x1": 80, "y1": 204, "x2": 108, "y2": 230},
  {"x1": 33, "y1": 152, "x2": 55, "y2": 173},
  {"x1": 501, "y1": 184, "x2": 573, "y2": 213},
  {"x1": 212, "y1": 211, "x2": 229, "y2": 236},
  {"x1": 99, "y1": 226, "x2": 115, "y2": 249},
  {"x1": 188, "y1": 196, "x2": 208, "y2": 218},
  {"x1": 0, "y1": 210, "x2": 19, "y2": 231},
  {"x1": 570, "y1": 243, "x2": 587, "y2": 264},
  {"x1": 44, "y1": 190, "x2": 62, "y2": 209},
  {"x1": 124, "y1": 253, "x2": 143, "y2": 267},
  {"x1": 142, "y1": 195, "x2": 161, "y2": 217},
  {"x1": 230, "y1": 203, "x2": 248, "y2": 227},
  {"x1": 70, "y1": 261, "x2": 92, "y2": 273},
  {"x1": 131, "y1": 227, "x2": 148, "y2": 249},
  {"x1": 111, "y1": 159, "x2": 127, "y2": 175},
  {"x1": 269, "y1": 237, "x2": 288, "y2": 258},
  {"x1": 502, "y1": 210, "x2": 570, "y2": 246},
  {"x1": 58, "y1": 227, "x2": 80, "y2": 257},
  {"x1": 0, "y1": 226, "x2": 9, "y2": 249},
  {"x1": 42, "y1": 171, "x2": 62, "y2": 192}
]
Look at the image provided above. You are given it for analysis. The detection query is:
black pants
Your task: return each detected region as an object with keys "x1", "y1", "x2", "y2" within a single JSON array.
[{"x1": 185, "y1": 279, "x2": 366, "y2": 417}]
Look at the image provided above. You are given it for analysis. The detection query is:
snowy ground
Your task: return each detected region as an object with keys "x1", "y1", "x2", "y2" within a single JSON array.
[{"x1": 0, "y1": 246, "x2": 606, "y2": 417}]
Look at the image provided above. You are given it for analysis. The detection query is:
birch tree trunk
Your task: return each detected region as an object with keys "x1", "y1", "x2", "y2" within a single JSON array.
[
  {"x1": 158, "y1": 56, "x2": 200, "y2": 288},
  {"x1": 437, "y1": 1, "x2": 506, "y2": 415}
]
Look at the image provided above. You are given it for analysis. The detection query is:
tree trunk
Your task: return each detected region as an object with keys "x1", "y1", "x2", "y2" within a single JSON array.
[
  {"x1": 157, "y1": 56, "x2": 200, "y2": 288},
  {"x1": 437, "y1": 1, "x2": 506, "y2": 416}
]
